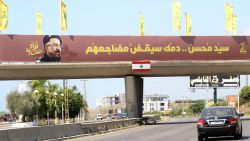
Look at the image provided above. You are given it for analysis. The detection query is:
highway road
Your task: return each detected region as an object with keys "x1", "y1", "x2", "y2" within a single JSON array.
[{"x1": 67, "y1": 117, "x2": 250, "y2": 141}]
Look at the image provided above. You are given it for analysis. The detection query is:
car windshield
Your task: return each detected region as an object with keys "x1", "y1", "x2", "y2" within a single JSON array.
[{"x1": 200, "y1": 107, "x2": 235, "y2": 118}]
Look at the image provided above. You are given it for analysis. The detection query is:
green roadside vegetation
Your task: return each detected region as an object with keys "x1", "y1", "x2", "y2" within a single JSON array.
[
  {"x1": 165, "y1": 85, "x2": 250, "y2": 117},
  {"x1": 6, "y1": 80, "x2": 88, "y2": 123}
]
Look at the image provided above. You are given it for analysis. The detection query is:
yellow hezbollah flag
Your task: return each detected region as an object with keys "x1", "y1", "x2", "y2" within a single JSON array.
[
  {"x1": 36, "y1": 12, "x2": 42, "y2": 35},
  {"x1": 0, "y1": 0, "x2": 8, "y2": 30},
  {"x1": 225, "y1": 1, "x2": 233, "y2": 33},
  {"x1": 185, "y1": 13, "x2": 192, "y2": 36},
  {"x1": 140, "y1": 14, "x2": 144, "y2": 36},
  {"x1": 173, "y1": 1, "x2": 181, "y2": 31},
  {"x1": 232, "y1": 14, "x2": 237, "y2": 35},
  {"x1": 61, "y1": 0, "x2": 67, "y2": 32}
]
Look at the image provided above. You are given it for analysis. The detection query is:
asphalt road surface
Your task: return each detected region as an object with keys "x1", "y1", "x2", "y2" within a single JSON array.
[{"x1": 67, "y1": 117, "x2": 250, "y2": 141}]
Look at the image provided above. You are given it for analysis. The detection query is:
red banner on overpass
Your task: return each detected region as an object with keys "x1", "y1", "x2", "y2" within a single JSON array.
[{"x1": 0, "y1": 35, "x2": 250, "y2": 62}]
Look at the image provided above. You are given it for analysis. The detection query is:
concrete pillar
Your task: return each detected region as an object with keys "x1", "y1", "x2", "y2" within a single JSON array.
[{"x1": 125, "y1": 76, "x2": 143, "y2": 118}]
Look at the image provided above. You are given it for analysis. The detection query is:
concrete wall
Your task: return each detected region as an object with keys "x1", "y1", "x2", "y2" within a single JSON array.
[
  {"x1": 0, "y1": 123, "x2": 82, "y2": 141},
  {"x1": 0, "y1": 119, "x2": 140, "y2": 141}
]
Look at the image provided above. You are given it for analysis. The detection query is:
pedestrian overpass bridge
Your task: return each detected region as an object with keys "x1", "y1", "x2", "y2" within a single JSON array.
[
  {"x1": 1, "y1": 35, "x2": 250, "y2": 119},
  {"x1": 0, "y1": 60, "x2": 249, "y2": 80},
  {"x1": 1, "y1": 60, "x2": 249, "y2": 119}
]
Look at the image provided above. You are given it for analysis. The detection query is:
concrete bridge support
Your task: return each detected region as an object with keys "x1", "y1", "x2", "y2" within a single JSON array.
[{"x1": 125, "y1": 76, "x2": 143, "y2": 118}]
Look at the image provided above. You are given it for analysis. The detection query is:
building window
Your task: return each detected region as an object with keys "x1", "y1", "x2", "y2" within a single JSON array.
[
  {"x1": 160, "y1": 103, "x2": 164, "y2": 106},
  {"x1": 160, "y1": 108, "x2": 164, "y2": 111}
]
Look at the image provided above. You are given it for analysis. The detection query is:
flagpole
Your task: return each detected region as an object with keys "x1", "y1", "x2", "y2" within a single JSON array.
[
  {"x1": 60, "y1": 0, "x2": 69, "y2": 123},
  {"x1": 185, "y1": 12, "x2": 187, "y2": 36},
  {"x1": 225, "y1": 0, "x2": 229, "y2": 35},
  {"x1": 139, "y1": 10, "x2": 141, "y2": 36},
  {"x1": 172, "y1": 0, "x2": 178, "y2": 36},
  {"x1": 60, "y1": 0, "x2": 62, "y2": 35},
  {"x1": 172, "y1": 0, "x2": 175, "y2": 36},
  {"x1": 60, "y1": 0, "x2": 65, "y2": 122}
]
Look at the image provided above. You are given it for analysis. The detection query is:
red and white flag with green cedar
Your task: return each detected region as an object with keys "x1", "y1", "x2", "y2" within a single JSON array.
[{"x1": 132, "y1": 61, "x2": 151, "y2": 72}]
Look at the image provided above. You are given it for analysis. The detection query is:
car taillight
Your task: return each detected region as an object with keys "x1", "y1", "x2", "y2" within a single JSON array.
[
  {"x1": 197, "y1": 119, "x2": 205, "y2": 126},
  {"x1": 229, "y1": 117, "x2": 236, "y2": 124}
]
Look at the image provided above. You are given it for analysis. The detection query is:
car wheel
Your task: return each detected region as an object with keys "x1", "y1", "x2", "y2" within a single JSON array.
[
  {"x1": 234, "y1": 133, "x2": 240, "y2": 140},
  {"x1": 198, "y1": 134, "x2": 206, "y2": 141},
  {"x1": 239, "y1": 127, "x2": 243, "y2": 138}
]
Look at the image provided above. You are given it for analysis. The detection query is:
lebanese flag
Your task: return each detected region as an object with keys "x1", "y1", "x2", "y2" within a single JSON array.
[{"x1": 132, "y1": 61, "x2": 151, "y2": 72}]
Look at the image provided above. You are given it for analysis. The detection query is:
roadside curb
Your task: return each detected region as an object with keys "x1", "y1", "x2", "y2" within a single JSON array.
[{"x1": 241, "y1": 117, "x2": 250, "y2": 121}]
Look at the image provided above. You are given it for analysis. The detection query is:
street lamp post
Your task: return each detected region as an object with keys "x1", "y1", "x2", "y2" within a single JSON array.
[
  {"x1": 54, "y1": 92, "x2": 58, "y2": 124},
  {"x1": 46, "y1": 100, "x2": 50, "y2": 125},
  {"x1": 61, "y1": 93, "x2": 64, "y2": 124},
  {"x1": 33, "y1": 90, "x2": 39, "y2": 126},
  {"x1": 45, "y1": 90, "x2": 50, "y2": 125}
]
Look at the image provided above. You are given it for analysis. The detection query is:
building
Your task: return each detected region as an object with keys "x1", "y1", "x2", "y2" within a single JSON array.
[
  {"x1": 95, "y1": 93, "x2": 126, "y2": 114},
  {"x1": 96, "y1": 93, "x2": 126, "y2": 107},
  {"x1": 96, "y1": 93, "x2": 170, "y2": 113},
  {"x1": 143, "y1": 94, "x2": 170, "y2": 112}
]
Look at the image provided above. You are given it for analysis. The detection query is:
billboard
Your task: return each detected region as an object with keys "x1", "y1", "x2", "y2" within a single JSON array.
[
  {"x1": 190, "y1": 75, "x2": 240, "y2": 87},
  {"x1": 0, "y1": 35, "x2": 250, "y2": 62},
  {"x1": 227, "y1": 95, "x2": 237, "y2": 107}
]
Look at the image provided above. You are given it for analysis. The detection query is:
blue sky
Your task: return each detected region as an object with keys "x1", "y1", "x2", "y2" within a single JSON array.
[{"x1": 1, "y1": 0, "x2": 250, "y2": 111}]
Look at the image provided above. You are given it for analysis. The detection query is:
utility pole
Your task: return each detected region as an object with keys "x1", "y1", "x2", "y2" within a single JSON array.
[
  {"x1": 83, "y1": 80, "x2": 88, "y2": 100},
  {"x1": 82, "y1": 79, "x2": 88, "y2": 120}
]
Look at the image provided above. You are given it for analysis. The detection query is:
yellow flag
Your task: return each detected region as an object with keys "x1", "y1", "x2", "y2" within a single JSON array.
[
  {"x1": 140, "y1": 14, "x2": 144, "y2": 36},
  {"x1": 225, "y1": 1, "x2": 233, "y2": 33},
  {"x1": 0, "y1": 0, "x2": 8, "y2": 30},
  {"x1": 185, "y1": 13, "x2": 192, "y2": 36},
  {"x1": 36, "y1": 12, "x2": 42, "y2": 35},
  {"x1": 61, "y1": 0, "x2": 67, "y2": 32},
  {"x1": 232, "y1": 14, "x2": 237, "y2": 35},
  {"x1": 173, "y1": 1, "x2": 181, "y2": 31}
]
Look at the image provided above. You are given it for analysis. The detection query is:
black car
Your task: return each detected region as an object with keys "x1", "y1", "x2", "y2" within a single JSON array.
[{"x1": 197, "y1": 106, "x2": 243, "y2": 141}]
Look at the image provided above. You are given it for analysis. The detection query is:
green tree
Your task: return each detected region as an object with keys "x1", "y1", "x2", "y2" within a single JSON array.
[
  {"x1": 28, "y1": 80, "x2": 48, "y2": 118},
  {"x1": 68, "y1": 86, "x2": 84, "y2": 119},
  {"x1": 6, "y1": 90, "x2": 20, "y2": 115},
  {"x1": 239, "y1": 86, "x2": 250, "y2": 105},
  {"x1": 6, "y1": 90, "x2": 35, "y2": 122},
  {"x1": 7, "y1": 80, "x2": 88, "y2": 123},
  {"x1": 28, "y1": 80, "x2": 60, "y2": 119},
  {"x1": 189, "y1": 100, "x2": 205, "y2": 115},
  {"x1": 43, "y1": 82, "x2": 60, "y2": 119},
  {"x1": 16, "y1": 92, "x2": 35, "y2": 122}
]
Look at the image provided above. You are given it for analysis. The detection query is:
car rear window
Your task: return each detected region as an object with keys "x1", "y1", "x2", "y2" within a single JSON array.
[{"x1": 200, "y1": 107, "x2": 235, "y2": 118}]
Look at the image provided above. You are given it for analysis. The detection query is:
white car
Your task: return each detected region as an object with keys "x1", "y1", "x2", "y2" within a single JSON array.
[{"x1": 96, "y1": 114, "x2": 102, "y2": 120}]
